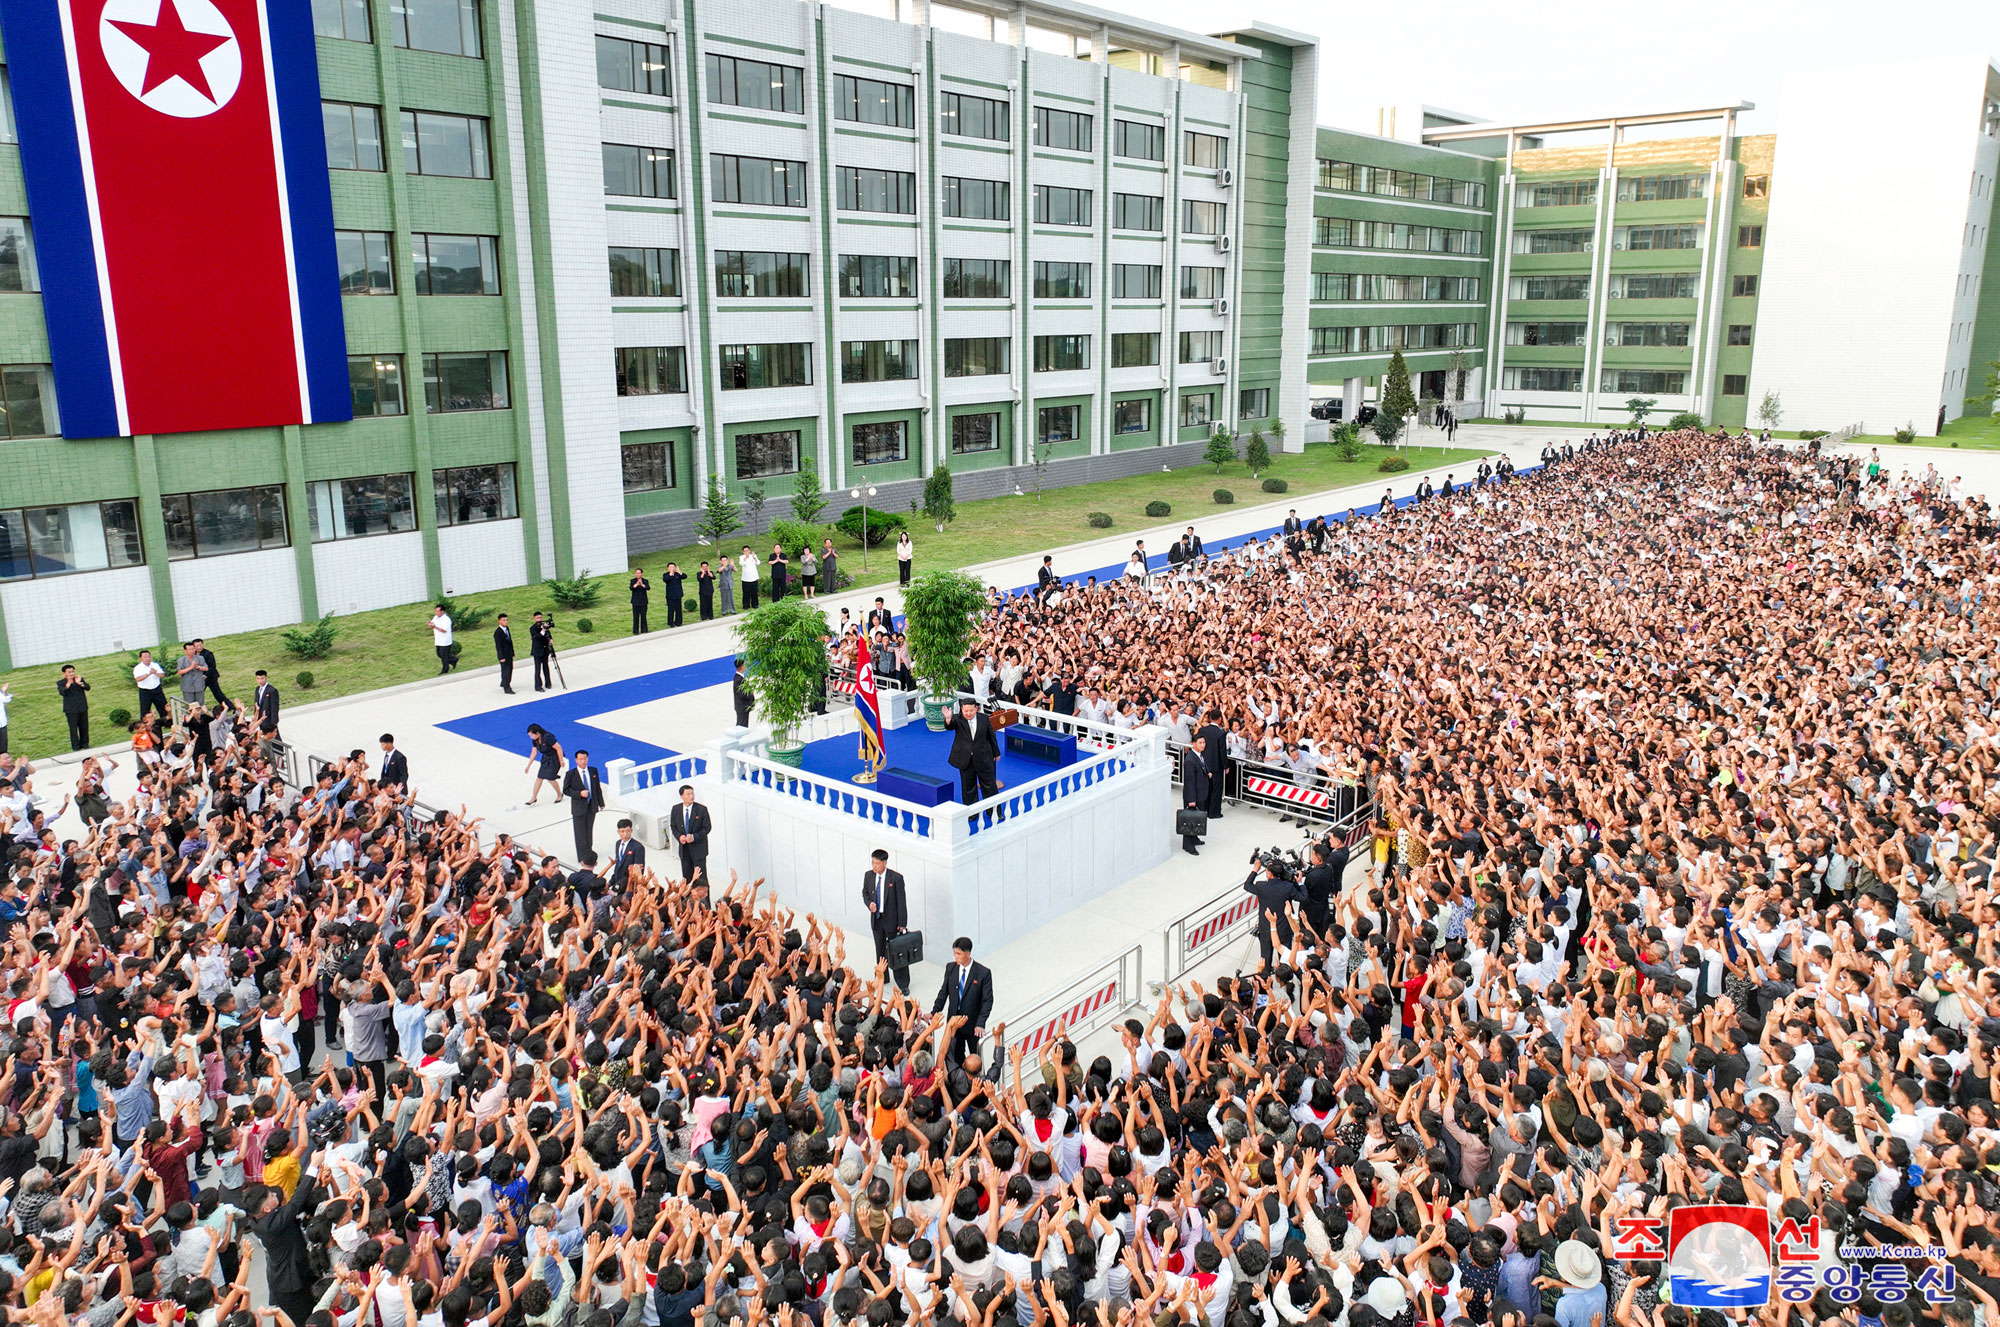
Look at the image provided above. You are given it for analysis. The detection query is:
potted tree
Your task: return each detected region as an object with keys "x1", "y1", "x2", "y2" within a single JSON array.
[
  {"x1": 902, "y1": 568, "x2": 985, "y2": 731},
  {"x1": 732, "y1": 597, "x2": 830, "y2": 766}
]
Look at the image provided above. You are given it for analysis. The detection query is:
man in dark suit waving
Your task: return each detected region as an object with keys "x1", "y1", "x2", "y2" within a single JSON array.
[
  {"x1": 931, "y1": 935, "x2": 993, "y2": 1065},
  {"x1": 861, "y1": 848, "x2": 911, "y2": 994},
  {"x1": 944, "y1": 697, "x2": 1001, "y2": 806},
  {"x1": 668, "y1": 783, "x2": 711, "y2": 883},
  {"x1": 608, "y1": 817, "x2": 646, "y2": 892},
  {"x1": 561, "y1": 749, "x2": 606, "y2": 862}
]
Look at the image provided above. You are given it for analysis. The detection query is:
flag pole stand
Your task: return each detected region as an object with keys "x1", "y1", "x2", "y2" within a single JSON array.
[{"x1": 852, "y1": 769, "x2": 878, "y2": 784}]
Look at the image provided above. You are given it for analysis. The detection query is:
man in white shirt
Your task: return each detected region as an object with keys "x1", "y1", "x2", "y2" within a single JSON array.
[
  {"x1": 429, "y1": 604, "x2": 456, "y2": 674},
  {"x1": 132, "y1": 650, "x2": 168, "y2": 723}
]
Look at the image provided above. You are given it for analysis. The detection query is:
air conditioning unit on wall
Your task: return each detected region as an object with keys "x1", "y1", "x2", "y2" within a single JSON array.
[
  {"x1": 1217, "y1": 167, "x2": 1234, "y2": 188},
  {"x1": 1215, "y1": 235, "x2": 1232, "y2": 253},
  {"x1": 1211, "y1": 297, "x2": 1229, "y2": 316},
  {"x1": 1210, "y1": 356, "x2": 1228, "y2": 376}
]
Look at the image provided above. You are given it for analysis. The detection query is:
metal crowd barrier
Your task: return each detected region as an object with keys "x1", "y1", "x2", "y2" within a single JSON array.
[{"x1": 1003, "y1": 942, "x2": 1144, "y2": 1059}]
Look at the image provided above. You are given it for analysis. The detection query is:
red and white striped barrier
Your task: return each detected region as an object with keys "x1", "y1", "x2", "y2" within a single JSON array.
[
  {"x1": 1343, "y1": 820, "x2": 1372, "y2": 849},
  {"x1": 1182, "y1": 894, "x2": 1258, "y2": 956},
  {"x1": 1013, "y1": 978, "x2": 1122, "y2": 1055},
  {"x1": 1243, "y1": 775, "x2": 1330, "y2": 808}
]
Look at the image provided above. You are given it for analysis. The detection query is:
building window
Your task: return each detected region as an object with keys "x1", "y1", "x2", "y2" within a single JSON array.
[
  {"x1": 615, "y1": 346, "x2": 688, "y2": 395},
  {"x1": 411, "y1": 233, "x2": 500, "y2": 294},
  {"x1": 1310, "y1": 272, "x2": 1344, "y2": 301},
  {"x1": 1737, "y1": 224, "x2": 1764, "y2": 248},
  {"x1": 307, "y1": 474, "x2": 417, "y2": 542},
  {"x1": 347, "y1": 355, "x2": 406, "y2": 417},
  {"x1": 1033, "y1": 106, "x2": 1091, "y2": 151},
  {"x1": 1112, "y1": 264, "x2": 1161, "y2": 299},
  {"x1": 1033, "y1": 185, "x2": 1092, "y2": 227},
  {"x1": 941, "y1": 176, "x2": 1009, "y2": 220},
  {"x1": 1613, "y1": 225, "x2": 1701, "y2": 251},
  {"x1": 322, "y1": 102, "x2": 384, "y2": 171},
  {"x1": 1328, "y1": 273, "x2": 1485, "y2": 302},
  {"x1": 0, "y1": 219, "x2": 35, "y2": 292},
  {"x1": 1037, "y1": 404, "x2": 1080, "y2": 444},
  {"x1": 1316, "y1": 324, "x2": 1476, "y2": 353},
  {"x1": 852, "y1": 419, "x2": 908, "y2": 465},
  {"x1": 0, "y1": 68, "x2": 11, "y2": 144},
  {"x1": 1309, "y1": 327, "x2": 1350, "y2": 355},
  {"x1": 1513, "y1": 228, "x2": 1592, "y2": 255},
  {"x1": 1110, "y1": 333, "x2": 1158, "y2": 368},
  {"x1": 621, "y1": 443, "x2": 675, "y2": 493},
  {"x1": 1113, "y1": 398, "x2": 1150, "y2": 434},
  {"x1": 1112, "y1": 192, "x2": 1163, "y2": 231},
  {"x1": 1180, "y1": 392, "x2": 1214, "y2": 429},
  {"x1": 313, "y1": 0, "x2": 371, "y2": 41},
  {"x1": 1113, "y1": 120, "x2": 1163, "y2": 161},
  {"x1": 837, "y1": 166, "x2": 916, "y2": 214},
  {"x1": 609, "y1": 246, "x2": 680, "y2": 297},
  {"x1": 391, "y1": 0, "x2": 480, "y2": 57},
  {"x1": 1732, "y1": 274, "x2": 1759, "y2": 297},
  {"x1": 1515, "y1": 178, "x2": 1596, "y2": 208},
  {"x1": 1033, "y1": 261, "x2": 1090, "y2": 299},
  {"x1": 940, "y1": 91, "x2": 1007, "y2": 141},
  {"x1": 422, "y1": 351, "x2": 509, "y2": 411},
  {"x1": 160, "y1": 487, "x2": 288, "y2": 561},
  {"x1": 839, "y1": 254, "x2": 917, "y2": 298},
  {"x1": 1181, "y1": 199, "x2": 1224, "y2": 235},
  {"x1": 1603, "y1": 322, "x2": 1691, "y2": 347},
  {"x1": 1727, "y1": 324, "x2": 1753, "y2": 346},
  {"x1": 951, "y1": 412, "x2": 1001, "y2": 453},
  {"x1": 1505, "y1": 322, "x2": 1588, "y2": 347},
  {"x1": 0, "y1": 500, "x2": 143, "y2": 579},
  {"x1": 714, "y1": 250, "x2": 809, "y2": 297},
  {"x1": 720, "y1": 343, "x2": 812, "y2": 389},
  {"x1": 712, "y1": 154, "x2": 807, "y2": 207},
  {"x1": 433, "y1": 463, "x2": 519, "y2": 526},
  {"x1": 1742, "y1": 174, "x2": 1769, "y2": 199},
  {"x1": 1318, "y1": 217, "x2": 1481, "y2": 254},
  {"x1": 597, "y1": 35, "x2": 670, "y2": 95},
  {"x1": 0, "y1": 365, "x2": 54, "y2": 437},
  {"x1": 400, "y1": 110, "x2": 491, "y2": 177},
  {"x1": 1179, "y1": 330, "x2": 1223, "y2": 363},
  {"x1": 943, "y1": 337, "x2": 1008, "y2": 377},
  {"x1": 840, "y1": 340, "x2": 918, "y2": 384},
  {"x1": 1033, "y1": 336, "x2": 1089, "y2": 372},
  {"x1": 336, "y1": 230, "x2": 394, "y2": 295},
  {"x1": 705, "y1": 53, "x2": 804, "y2": 114},
  {"x1": 833, "y1": 74, "x2": 914, "y2": 128},
  {"x1": 1183, "y1": 131, "x2": 1226, "y2": 169},
  {"x1": 1180, "y1": 265, "x2": 1222, "y2": 300},
  {"x1": 602, "y1": 144, "x2": 675, "y2": 198},
  {"x1": 1599, "y1": 369, "x2": 1687, "y2": 394},
  {"x1": 1239, "y1": 388, "x2": 1269, "y2": 420},
  {"x1": 1615, "y1": 172, "x2": 1705, "y2": 202},
  {"x1": 1722, "y1": 373, "x2": 1748, "y2": 395},
  {"x1": 942, "y1": 257, "x2": 1009, "y2": 298},
  {"x1": 1316, "y1": 159, "x2": 1485, "y2": 207},
  {"x1": 735, "y1": 430, "x2": 800, "y2": 478},
  {"x1": 1608, "y1": 272, "x2": 1696, "y2": 300},
  {"x1": 1501, "y1": 367, "x2": 1584, "y2": 392}
]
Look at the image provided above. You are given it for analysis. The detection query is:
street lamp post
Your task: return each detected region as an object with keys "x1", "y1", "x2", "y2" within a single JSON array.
[{"x1": 850, "y1": 485, "x2": 878, "y2": 572}]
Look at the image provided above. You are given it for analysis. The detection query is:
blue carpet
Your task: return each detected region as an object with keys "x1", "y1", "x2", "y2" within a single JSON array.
[
  {"x1": 796, "y1": 719, "x2": 1048, "y2": 793},
  {"x1": 436, "y1": 472, "x2": 1531, "y2": 762}
]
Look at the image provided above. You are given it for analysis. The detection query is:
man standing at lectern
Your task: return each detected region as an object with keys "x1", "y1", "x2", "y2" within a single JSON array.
[
  {"x1": 861, "y1": 848, "x2": 910, "y2": 995},
  {"x1": 945, "y1": 696, "x2": 1001, "y2": 806},
  {"x1": 932, "y1": 936, "x2": 993, "y2": 1065}
]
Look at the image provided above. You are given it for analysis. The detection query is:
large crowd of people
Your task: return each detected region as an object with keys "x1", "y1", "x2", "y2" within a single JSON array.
[{"x1": 0, "y1": 429, "x2": 1993, "y2": 1327}]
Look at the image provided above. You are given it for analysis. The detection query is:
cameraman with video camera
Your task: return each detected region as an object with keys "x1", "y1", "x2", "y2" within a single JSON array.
[{"x1": 1242, "y1": 847, "x2": 1301, "y2": 966}]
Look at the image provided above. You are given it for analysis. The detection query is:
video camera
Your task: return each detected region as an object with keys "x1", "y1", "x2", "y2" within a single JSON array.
[{"x1": 1251, "y1": 845, "x2": 1304, "y2": 882}]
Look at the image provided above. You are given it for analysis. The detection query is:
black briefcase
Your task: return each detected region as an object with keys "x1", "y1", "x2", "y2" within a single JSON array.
[
  {"x1": 887, "y1": 930, "x2": 924, "y2": 967},
  {"x1": 1176, "y1": 809, "x2": 1208, "y2": 836}
]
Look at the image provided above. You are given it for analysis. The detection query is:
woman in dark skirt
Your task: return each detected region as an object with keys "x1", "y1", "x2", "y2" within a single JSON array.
[
  {"x1": 770, "y1": 541, "x2": 788, "y2": 601},
  {"x1": 820, "y1": 537, "x2": 838, "y2": 594},
  {"x1": 524, "y1": 722, "x2": 563, "y2": 804}
]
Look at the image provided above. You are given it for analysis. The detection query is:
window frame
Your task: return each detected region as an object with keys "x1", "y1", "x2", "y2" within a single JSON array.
[
  {"x1": 1721, "y1": 374, "x2": 1749, "y2": 396},
  {"x1": 1033, "y1": 184, "x2": 1092, "y2": 227},
  {"x1": 1112, "y1": 191, "x2": 1163, "y2": 231},
  {"x1": 621, "y1": 442, "x2": 676, "y2": 494},
  {"x1": 1110, "y1": 332, "x2": 1159, "y2": 368},
  {"x1": 390, "y1": 0, "x2": 481, "y2": 58},
  {"x1": 614, "y1": 345, "x2": 689, "y2": 396},
  {"x1": 832, "y1": 73, "x2": 915, "y2": 129},
  {"x1": 1737, "y1": 224, "x2": 1764, "y2": 248},
  {"x1": 432, "y1": 463, "x2": 520, "y2": 528},
  {"x1": 1113, "y1": 119, "x2": 1164, "y2": 161},
  {"x1": 1033, "y1": 106, "x2": 1092, "y2": 151},
  {"x1": 719, "y1": 343, "x2": 813, "y2": 390},
  {"x1": 735, "y1": 429, "x2": 801, "y2": 478},
  {"x1": 851, "y1": 419, "x2": 909, "y2": 466},
  {"x1": 411, "y1": 232, "x2": 500, "y2": 296},
  {"x1": 159, "y1": 486, "x2": 289, "y2": 561},
  {"x1": 1727, "y1": 323, "x2": 1753, "y2": 346},
  {"x1": 1032, "y1": 260, "x2": 1091, "y2": 299},
  {"x1": 422, "y1": 350, "x2": 510, "y2": 412},
  {"x1": 941, "y1": 257, "x2": 1009, "y2": 299},
  {"x1": 1238, "y1": 388, "x2": 1269, "y2": 420},
  {"x1": 1183, "y1": 131, "x2": 1226, "y2": 169},
  {"x1": 1179, "y1": 391, "x2": 1214, "y2": 429},
  {"x1": 0, "y1": 499, "x2": 145, "y2": 580},
  {"x1": 313, "y1": 0, "x2": 372, "y2": 41},
  {"x1": 940, "y1": 176, "x2": 1009, "y2": 221},
  {"x1": 1113, "y1": 398, "x2": 1151, "y2": 434},
  {"x1": 838, "y1": 254, "x2": 918, "y2": 299},
  {"x1": 1181, "y1": 199, "x2": 1224, "y2": 235},
  {"x1": 608, "y1": 246, "x2": 681, "y2": 298},
  {"x1": 306, "y1": 473, "x2": 419, "y2": 543},
  {"x1": 347, "y1": 354, "x2": 406, "y2": 418},
  {"x1": 942, "y1": 337, "x2": 1009, "y2": 378},
  {"x1": 836, "y1": 165, "x2": 917, "y2": 215},
  {"x1": 1036, "y1": 404, "x2": 1080, "y2": 444},
  {"x1": 1732, "y1": 274, "x2": 1760, "y2": 298},
  {"x1": 322, "y1": 101, "x2": 385, "y2": 172},
  {"x1": 705, "y1": 53, "x2": 805, "y2": 114},
  {"x1": 602, "y1": 143, "x2": 676, "y2": 199},
  {"x1": 1178, "y1": 330, "x2": 1223, "y2": 363},
  {"x1": 839, "y1": 339, "x2": 919, "y2": 385},
  {"x1": 335, "y1": 229, "x2": 395, "y2": 296},
  {"x1": 950, "y1": 412, "x2": 1002, "y2": 454},
  {"x1": 400, "y1": 109, "x2": 492, "y2": 178},
  {"x1": 596, "y1": 35, "x2": 670, "y2": 96},
  {"x1": 713, "y1": 250, "x2": 810, "y2": 298},
  {"x1": 939, "y1": 91, "x2": 1008, "y2": 142},
  {"x1": 711, "y1": 154, "x2": 808, "y2": 207},
  {"x1": 1179, "y1": 265, "x2": 1222, "y2": 300},
  {"x1": 1112, "y1": 263, "x2": 1161, "y2": 299},
  {"x1": 1032, "y1": 335, "x2": 1089, "y2": 373}
]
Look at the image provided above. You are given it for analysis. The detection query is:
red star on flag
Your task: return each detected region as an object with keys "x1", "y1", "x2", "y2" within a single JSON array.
[{"x1": 109, "y1": 0, "x2": 229, "y2": 102}]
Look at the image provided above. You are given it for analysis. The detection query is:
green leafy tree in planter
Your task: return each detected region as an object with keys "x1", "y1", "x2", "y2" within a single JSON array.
[
  {"x1": 1203, "y1": 427, "x2": 1236, "y2": 473},
  {"x1": 1244, "y1": 429, "x2": 1270, "y2": 478},
  {"x1": 1381, "y1": 350, "x2": 1417, "y2": 437},
  {"x1": 791, "y1": 459, "x2": 829, "y2": 526},
  {"x1": 695, "y1": 475, "x2": 743, "y2": 546},
  {"x1": 901, "y1": 569, "x2": 985, "y2": 730},
  {"x1": 732, "y1": 597, "x2": 830, "y2": 762},
  {"x1": 923, "y1": 464, "x2": 956, "y2": 532}
]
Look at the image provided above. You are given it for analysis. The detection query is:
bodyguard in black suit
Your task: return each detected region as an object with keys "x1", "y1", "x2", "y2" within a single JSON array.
[
  {"x1": 1243, "y1": 860, "x2": 1298, "y2": 967},
  {"x1": 732, "y1": 658, "x2": 754, "y2": 728},
  {"x1": 378, "y1": 734, "x2": 409, "y2": 790},
  {"x1": 861, "y1": 848, "x2": 911, "y2": 993},
  {"x1": 1281, "y1": 510, "x2": 1302, "y2": 538},
  {"x1": 668, "y1": 784, "x2": 711, "y2": 882},
  {"x1": 931, "y1": 936, "x2": 994, "y2": 1064},
  {"x1": 1181, "y1": 737, "x2": 1211, "y2": 856},
  {"x1": 252, "y1": 670, "x2": 281, "y2": 738},
  {"x1": 1300, "y1": 840, "x2": 1344, "y2": 938},
  {"x1": 247, "y1": 1178, "x2": 324, "y2": 1324},
  {"x1": 609, "y1": 819, "x2": 646, "y2": 891},
  {"x1": 561, "y1": 751, "x2": 606, "y2": 862},
  {"x1": 662, "y1": 563, "x2": 686, "y2": 628},
  {"x1": 944, "y1": 698, "x2": 1001, "y2": 805},
  {"x1": 529, "y1": 613, "x2": 554, "y2": 691},
  {"x1": 1036, "y1": 556, "x2": 1059, "y2": 603},
  {"x1": 1195, "y1": 711, "x2": 1227, "y2": 819},
  {"x1": 493, "y1": 614, "x2": 516, "y2": 693}
]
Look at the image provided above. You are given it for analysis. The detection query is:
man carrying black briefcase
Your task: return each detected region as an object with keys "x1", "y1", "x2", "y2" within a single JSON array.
[
  {"x1": 862, "y1": 848, "x2": 916, "y2": 994},
  {"x1": 1179, "y1": 735, "x2": 1212, "y2": 856}
]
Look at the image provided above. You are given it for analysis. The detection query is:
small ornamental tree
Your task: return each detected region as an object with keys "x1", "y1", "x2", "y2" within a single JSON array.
[
  {"x1": 1626, "y1": 397, "x2": 1658, "y2": 428},
  {"x1": 743, "y1": 483, "x2": 768, "y2": 536},
  {"x1": 1381, "y1": 350, "x2": 1417, "y2": 434},
  {"x1": 733, "y1": 597, "x2": 830, "y2": 751},
  {"x1": 1371, "y1": 408, "x2": 1403, "y2": 448},
  {"x1": 1244, "y1": 429, "x2": 1270, "y2": 478},
  {"x1": 1203, "y1": 427, "x2": 1236, "y2": 473},
  {"x1": 902, "y1": 568, "x2": 985, "y2": 727},
  {"x1": 695, "y1": 475, "x2": 743, "y2": 545},
  {"x1": 790, "y1": 459, "x2": 828, "y2": 527},
  {"x1": 1757, "y1": 389, "x2": 1785, "y2": 432},
  {"x1": 923, "y1": 464, "x2": 956, "y2": 532}
]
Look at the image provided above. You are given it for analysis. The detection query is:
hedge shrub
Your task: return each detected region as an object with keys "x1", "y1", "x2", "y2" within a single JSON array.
[
  {"x1": 1087, "y1": 512, "x2": 1113, "y2": 528},
  {"x1": 1667, "y1": 411, "x2": 1705, "y2": 430},
  {"x1": 1378, "y1": 455, "x2": 1410, "y2": 473},
  {"x1": 833, "y1": 505, "x2": 906, "y2": 548},
  {"x1": 1261, "y1": 478, "x2": 1288, "y2": 493},
  {"x1": 1213, "y1": 489, "x2": 1235, "y2": 504},
  {"x1": 1144, "y1": 500, "x2": 1172, "y2": 518}
]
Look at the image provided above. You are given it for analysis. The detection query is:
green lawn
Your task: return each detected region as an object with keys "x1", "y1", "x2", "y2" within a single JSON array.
[
  {"x1": 6, "y1": 442, "x2": 1477, "y2": 761},
  {"x1": 1853, "y1": 414, "x2": 2000, "y2": 451}
]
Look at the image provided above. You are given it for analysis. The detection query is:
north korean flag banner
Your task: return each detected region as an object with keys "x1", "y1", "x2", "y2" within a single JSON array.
[{"x1": 2, "y1": 0, "x2": 350, "y2": 439}]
